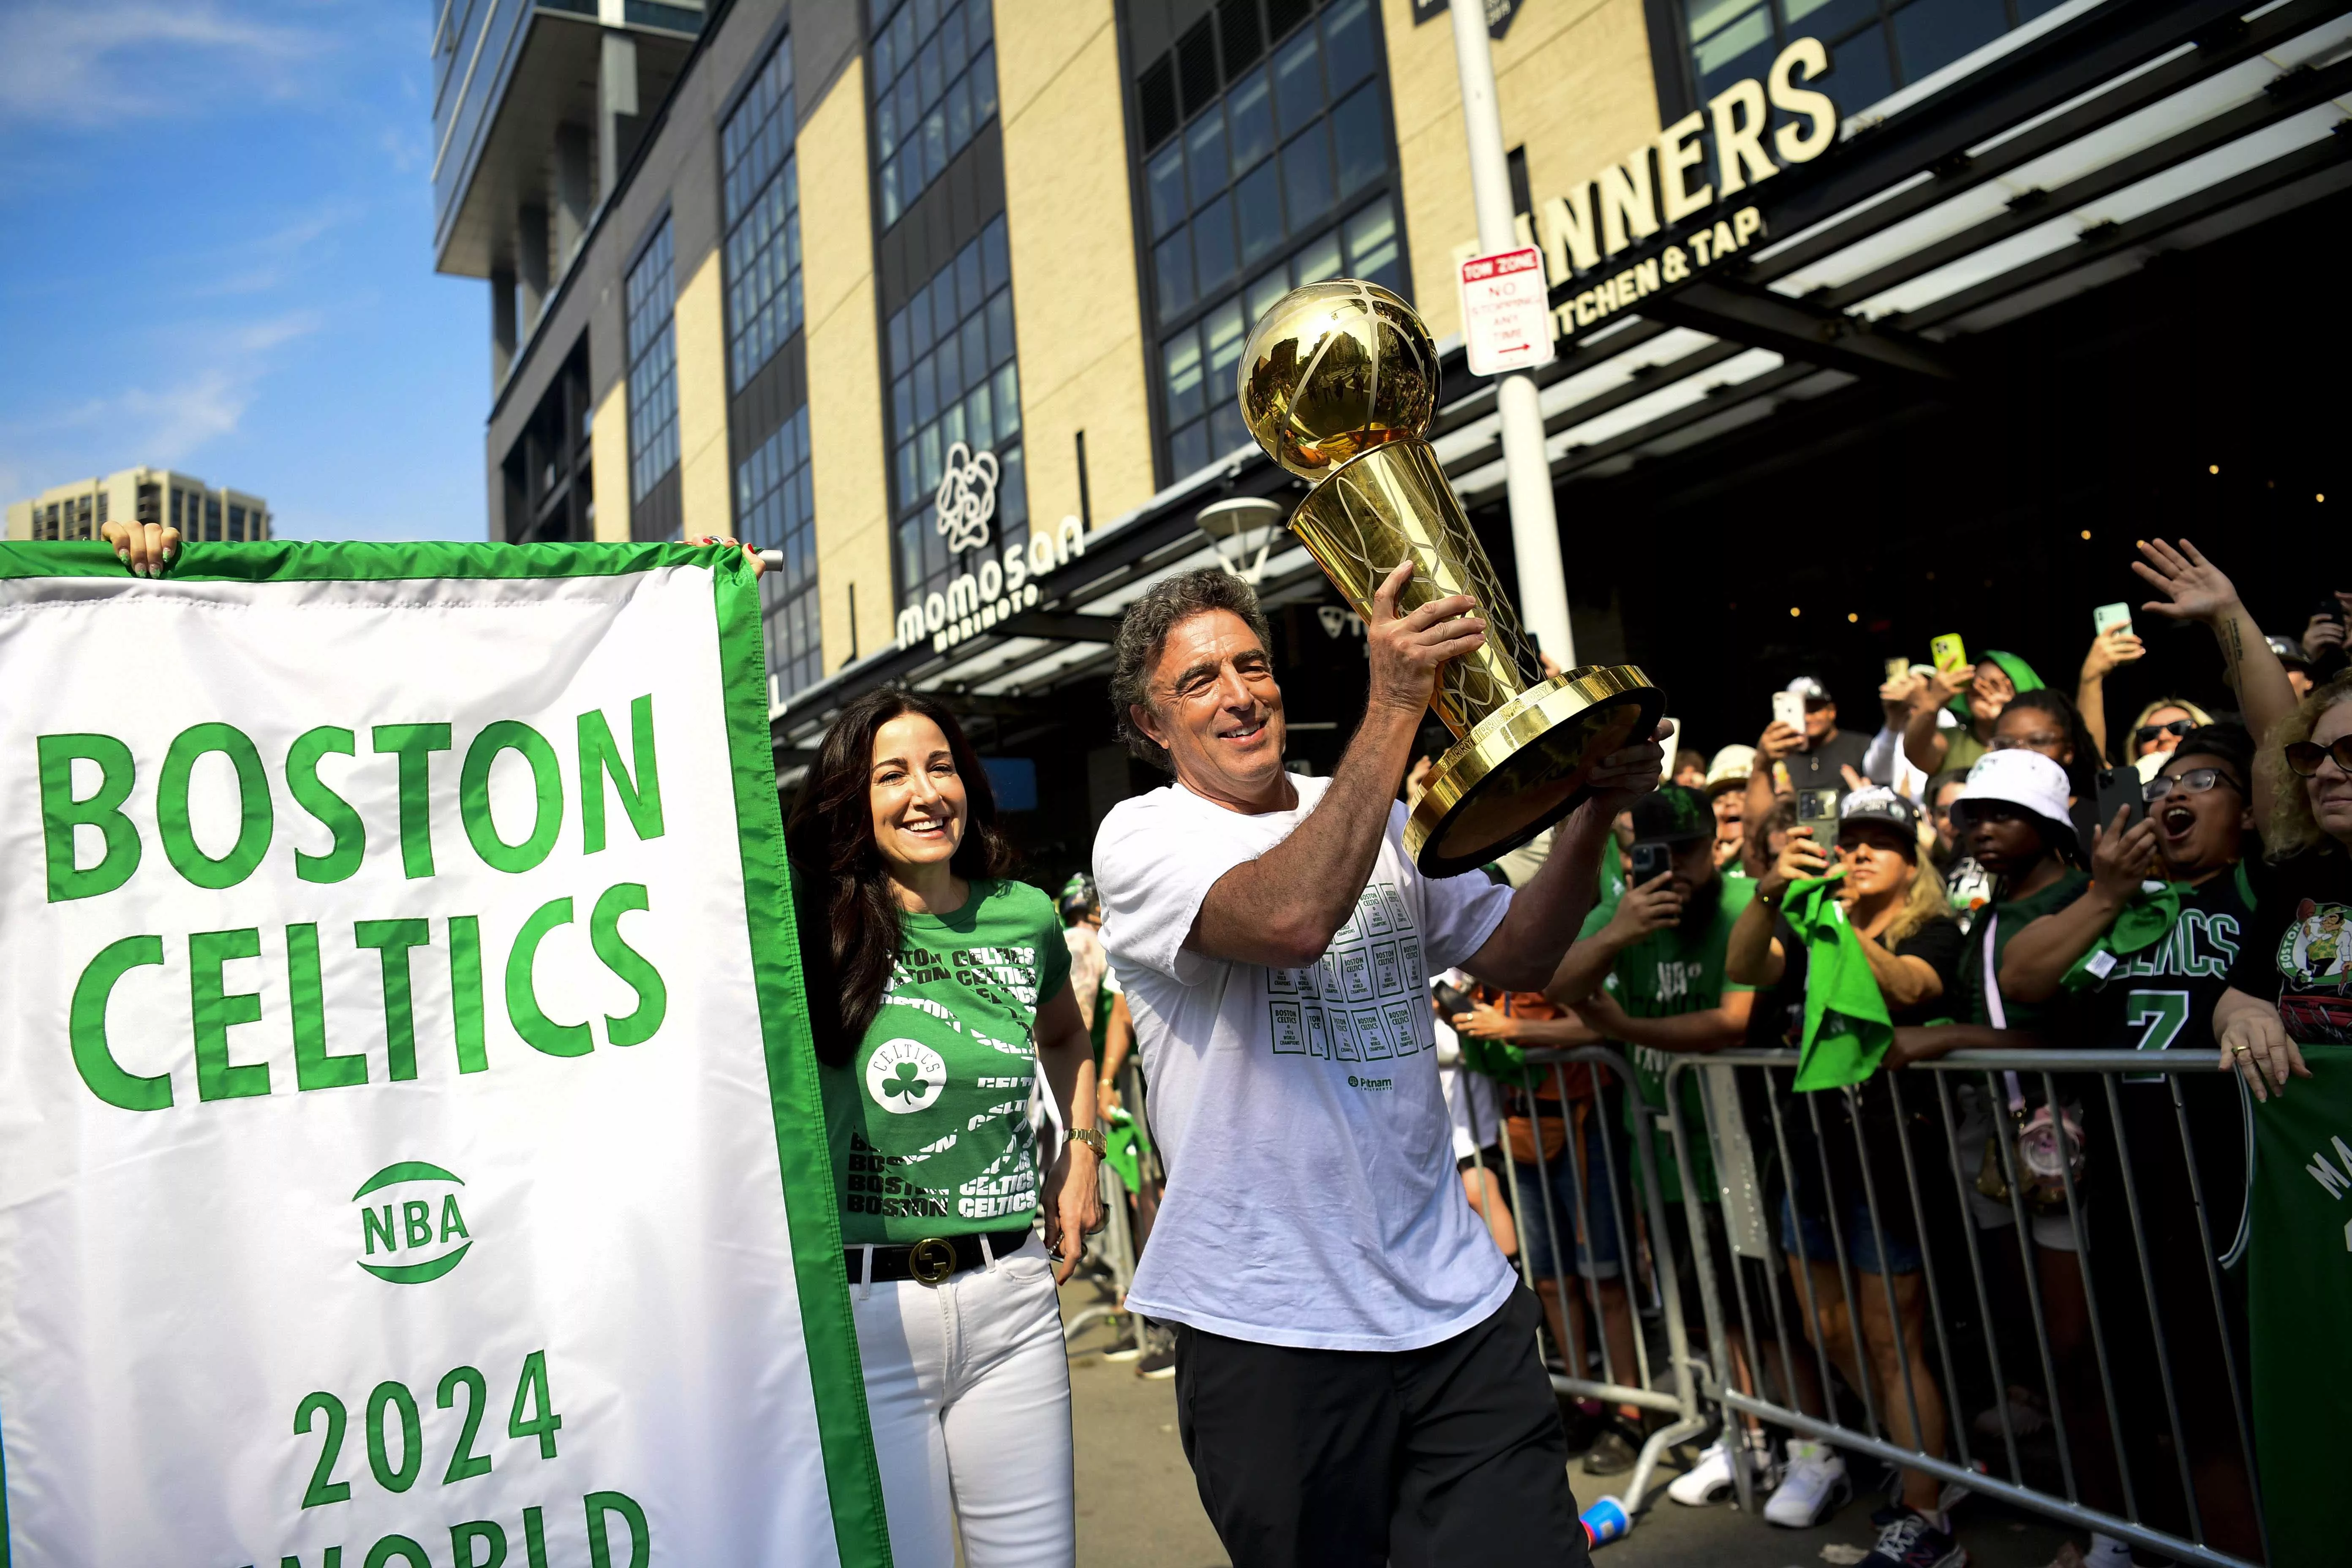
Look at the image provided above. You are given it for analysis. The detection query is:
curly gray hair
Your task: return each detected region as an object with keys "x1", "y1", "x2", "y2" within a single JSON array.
[{"x1": 1110, "y1": 566, "x2": 1275, "y2": 770}]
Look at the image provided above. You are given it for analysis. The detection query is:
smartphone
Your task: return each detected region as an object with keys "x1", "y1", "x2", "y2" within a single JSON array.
[
  {"x1": 1432, "y1": 979, "x2": 1474, "y2": 1020},
  {"x1": 1884, "y1": 656, "x2": 1910, "y2": 686},
  {"x1": 1795, "y1": 787, "x2": 1841, "y2": 859},
  {"x1": 2091, "y1": 765, "x2": 2145, "y2": 844},
  {"x1": 1771, "y1": 690, "x2": 1806, "y2": 731},
  {"x1": 1930, "y1": 633, "x2": 1969, "y2": 676},
  {"x1": 1659, "y1": 716, "x2": 1682, "y2": 780},
  {"x1": 2093, "y1": 602, "x2": 2134, "y2": 638},
  {"x1": 1630, "y1": 841, "x2": 1671, "y2": 883}
]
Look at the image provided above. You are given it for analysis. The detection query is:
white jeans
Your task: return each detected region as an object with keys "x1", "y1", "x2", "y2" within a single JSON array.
[{"x1": 850, "y1": 1232, "x2": 1075, "y2": 1567}]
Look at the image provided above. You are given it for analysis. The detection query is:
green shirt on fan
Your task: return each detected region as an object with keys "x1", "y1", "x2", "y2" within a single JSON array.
[{"x1": 822, "y1": 878, "x2": 1070, "y2": 1244}]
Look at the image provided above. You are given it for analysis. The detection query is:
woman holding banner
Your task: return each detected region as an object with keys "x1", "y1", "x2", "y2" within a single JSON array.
[
  {"x1": 1726, "y1": 787, "x2": 1963, "y2": 1540},
  {"x1": 788, "y1": 687, "x2": 1101, "y2": 1567}
]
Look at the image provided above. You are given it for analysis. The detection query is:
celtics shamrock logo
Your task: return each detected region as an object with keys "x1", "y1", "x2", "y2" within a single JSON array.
[{"x1": 866, "y1": 1038, "x2": 947, "y2": 1114}]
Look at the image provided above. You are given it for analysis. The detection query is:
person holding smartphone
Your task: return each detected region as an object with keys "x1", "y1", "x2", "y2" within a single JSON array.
[
  {"x1": 1994, "y1": 727, "x2": 2263, "y2": 1564},
  {"x1": 1902, "y1": 651, "x2": 2042, "y2": 778},
  {"x1": 1725, "y1": 788, "x2": 1963, "y2": 1537}
]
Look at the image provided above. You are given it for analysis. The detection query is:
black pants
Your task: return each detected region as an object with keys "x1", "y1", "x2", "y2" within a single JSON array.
[{"x1": 1170, "y1": 1288, "x2": 1592, "y2": 1568}]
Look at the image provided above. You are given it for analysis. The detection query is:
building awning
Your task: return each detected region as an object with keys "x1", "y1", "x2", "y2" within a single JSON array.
[{"x1": 771, "y1": 0, "x2": 2352, "y2": 777}]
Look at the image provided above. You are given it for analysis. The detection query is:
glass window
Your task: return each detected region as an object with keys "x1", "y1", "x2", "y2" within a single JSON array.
[
  {"x1": 625, "y1": 218, "x2": 680, "y2": 503},
  {"x1": 721, "y1": 34, "x2": 801, "y2": 391},
  {"x1": 887, "y1": 215, "x2": 1027, "y2": 618},
  {"x1": 1685, "y1": 0, "x2": 2048, "y2": 115},
  {"x1": 871, "y1": 0, "x2": 999, "y2": 229},
  {"x1": 1132, "y1": 0, "x2": 1404, "y2": 481},
  {"x1": 735, "y1": 406, "x2": 823, "y2": 699}
]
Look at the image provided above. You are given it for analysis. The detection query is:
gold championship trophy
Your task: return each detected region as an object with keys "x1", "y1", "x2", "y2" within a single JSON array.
[{"x1": 1239, "y1": 280, "x2": 1663, "y2": 875}]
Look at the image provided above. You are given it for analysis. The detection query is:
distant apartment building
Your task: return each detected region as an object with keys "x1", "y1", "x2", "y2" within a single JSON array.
[{"x1": 6, "y1": 469, "x2": 270, "y2": 544}]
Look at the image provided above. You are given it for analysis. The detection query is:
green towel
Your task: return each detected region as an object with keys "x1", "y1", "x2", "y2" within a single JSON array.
[
  {"x1": 1457, "y1": 1032, "x2": 1537, "y2": 1086},
  {"x1": 1102, "y1": 1105, "x2": 1149, "y2": 1195},
  {"x1": 1784, "y1": 875, "x2": 1895, "y2": 1091},
  {"x1": 2061, "y1": 879, "x2": 2186, "y2": 992}
]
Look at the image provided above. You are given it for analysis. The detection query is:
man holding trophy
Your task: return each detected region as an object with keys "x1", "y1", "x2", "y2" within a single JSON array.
[{"x1": 1093, "y1": 280, "x2": 1666, "y2": 1564}]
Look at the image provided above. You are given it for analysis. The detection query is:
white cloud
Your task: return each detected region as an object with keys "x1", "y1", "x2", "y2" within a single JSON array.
[
  {"x1": 0, "y1": 309, "x2": 324, "y2": 487},
  {"x1": 0, "y1": 2, "x2": 324, "y2": 126}
]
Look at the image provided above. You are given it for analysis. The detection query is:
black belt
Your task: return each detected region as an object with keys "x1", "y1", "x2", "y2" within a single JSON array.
[{"x1": 846, "y1": 1227, "x2": 1032, "y2": 1285}]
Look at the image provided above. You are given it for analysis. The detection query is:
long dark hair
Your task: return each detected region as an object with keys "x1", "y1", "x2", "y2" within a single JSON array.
[{"x1": 785, "y1": 689, "x2": 1013, "y2": 1066}]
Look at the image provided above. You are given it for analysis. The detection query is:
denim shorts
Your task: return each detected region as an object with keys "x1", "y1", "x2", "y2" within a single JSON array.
[
  {"x1": 1779, "y1": 1190, "x2": 1924, "y2": 1276},
  {"x1": 1513, "y1": 1112, "x2": 1623, "y2": 1282}
]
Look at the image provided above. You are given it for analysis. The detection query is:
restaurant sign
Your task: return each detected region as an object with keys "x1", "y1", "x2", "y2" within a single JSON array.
[
  {"x1": 896, "y1": 442, "x2": 1089, "y2": 655},
  {"x1": 1525, "y1": 37, "x2": 1841, "y2": 337}
]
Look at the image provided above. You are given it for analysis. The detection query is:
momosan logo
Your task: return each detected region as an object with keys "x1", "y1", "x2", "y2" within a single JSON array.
[
  {"x1": 866, "y1": 1038, "x2": 946, "y2": 1114},
  {"x1": 355, "y1": 1161, "x2": 473, "y2": 1284}
]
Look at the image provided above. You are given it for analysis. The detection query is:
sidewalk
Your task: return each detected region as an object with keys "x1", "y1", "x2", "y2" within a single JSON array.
[{"x1": 1062, "y1": 1282, "x2": 2076, "y2": 1568}]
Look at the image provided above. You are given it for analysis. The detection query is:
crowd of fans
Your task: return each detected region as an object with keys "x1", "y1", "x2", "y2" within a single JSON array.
[{"x1": 1382, "y1": 538, "x2": 2341, "y2": 1567}]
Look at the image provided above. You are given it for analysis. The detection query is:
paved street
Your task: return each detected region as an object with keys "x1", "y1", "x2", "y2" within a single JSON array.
[{"x1": 1061, "y1": 1281, "x2": 2076, "y2": 1568}]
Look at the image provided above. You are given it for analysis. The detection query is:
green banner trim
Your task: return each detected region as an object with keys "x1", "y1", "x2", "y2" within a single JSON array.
[
  {"x1": 0, "y1": 541, "x2": 891, "y2": 1567},
  {"x1": 0, "y1": 539, "x2": 723, "y2": 582},
  {"x1": 712, "y1": 559, "x2": 896, "y2": 1568}
]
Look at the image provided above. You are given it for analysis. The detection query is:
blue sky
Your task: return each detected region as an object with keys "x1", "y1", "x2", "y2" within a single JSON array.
[{"x1": 0, "y1": 0, "x2": 487, "y2": 541}]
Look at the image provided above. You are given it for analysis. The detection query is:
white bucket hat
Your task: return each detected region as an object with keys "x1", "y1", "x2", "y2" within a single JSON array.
[
  {"x1": 1703, "y1": 744, "x2": 1756, "y2": 795},
  {"x1": 1953, "y1": 750, "x2": 2074, "y2": 845}
]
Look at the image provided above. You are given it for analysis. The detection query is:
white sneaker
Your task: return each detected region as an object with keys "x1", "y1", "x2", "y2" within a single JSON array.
[
  {"x1": 1764, "y1": 1440, "x2": 1851, "y2": 1528},
  {"x1": 1669, "y1": 1439, "x2": 1736, "y2": 1506}
]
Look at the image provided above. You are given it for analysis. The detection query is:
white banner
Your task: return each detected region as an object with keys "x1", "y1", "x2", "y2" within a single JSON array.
[{"x1": 0, "y1": 545, "x2": 888, "y2": 1567}]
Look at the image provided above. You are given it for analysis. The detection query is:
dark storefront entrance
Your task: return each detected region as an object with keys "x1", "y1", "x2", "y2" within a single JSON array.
[{"x1": 1471, "y1": 180, "x2": 2350, "y2": 760}]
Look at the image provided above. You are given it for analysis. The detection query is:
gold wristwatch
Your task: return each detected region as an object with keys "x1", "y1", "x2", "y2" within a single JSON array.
[{"x1": 1068, "y1": 1127, "x2": 1106, "y2": 1156}]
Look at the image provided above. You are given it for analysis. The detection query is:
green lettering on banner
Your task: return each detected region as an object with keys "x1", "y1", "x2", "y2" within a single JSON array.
[
  {"x1": 591, "y1": 882, "x2": 667, "y2": 1047},
  {"x1": 441, "y1": 1195, "x2": 470, "y2": 1242},
  {"x1": 437, "y1": 1366, "x2": 494, "y2": 1485},
  {"x1": 363, "y1": 1204, "x2": 396, "y2": 1255},
  {"x1": 402, "y1": 1200, "x2": 433, "y2": 1248},
  {"x1": 523, "y1": 1506, "x2": 551, "y2": 1568},
  {"x1": 506, "y1": 898, "x2": 592, "y2": 1056},
  {"x1": 355, "y1": 919, "x2": 433, "y2": 1081},
  {"x1": 578, "y1": 695, "x2": 664, "y2": 855},
  {"x1": 70, "y1": 934, "x2": 172, "y2": 1111},
  {"x1": 462, "y1": 720, "x2": 564, "y2": 874},
  {"x1": 451, "y1": 1519, "x2": 507, "y2": 1568},
  {"x1": 158, "y1": 722, "x2": 274, "y2": 890},
  {"x1": 190, "y1": 928, "x2": 270, "y2": 1101},
  {"x1": 294, "y1": 1390, "x2": 352, "y2": 1507},
  {"x1": 38, "y1": 732, "x2": 142, "y2": 903},
  {"x1": 363, "y1": 1537, "x2": 431, "y2": 1568},
  {"x1": 449, "y1": 915, "x2": 489, "y2": 1073},
  {"x1": 507, "y1": 1349, "x2": 564, "y2": 1458},
  {"x1": 365, "y1": 1379, "x2": 423, "y2": 1493},
  {"x1": 371, "y1": 723, "x2": 452, "y2": 879},
  {"x1": 585, "y1": 1490, "x2": 651, "y2": 1568},
  {"x1": 289, "y1": 922, "x2": 367, "y2": 1091},
  {"x1": 287, "y1": 726, "x2": 366, "y2": 884}
]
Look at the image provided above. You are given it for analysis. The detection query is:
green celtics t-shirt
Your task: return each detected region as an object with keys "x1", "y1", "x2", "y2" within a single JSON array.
[
  {"x1": 824, "y1": 878, "x2": 1070, "y2": 1244},
  {"x1": 1581, "y1": 875, "x2": 1757, "y2": 1202}
]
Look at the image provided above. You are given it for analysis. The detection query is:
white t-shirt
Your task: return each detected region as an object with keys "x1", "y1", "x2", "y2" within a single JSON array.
[
  {"x1": 1430, "y1": 969, "x2": 1502, "y2": 1162},
  {"x1": 1095, "y1": 775, "x2": 1516, "y2": 1351}
]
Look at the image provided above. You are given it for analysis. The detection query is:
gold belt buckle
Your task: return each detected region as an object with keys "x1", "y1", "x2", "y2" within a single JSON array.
[{"x1": 907, "y1": 1237, "x2": 957, "y2": 1285}]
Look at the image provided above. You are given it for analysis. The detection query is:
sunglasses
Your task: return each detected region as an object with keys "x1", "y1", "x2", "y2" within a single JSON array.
[
  {"x1": 2134, "y1": 719, "x2": 2197, "y2": 746},
  {"x1": 2284, "y1": 736, "x2": 2352, "y2": 777},
  {"x1": 2143, "y1": 767, "x2": 2243, "y2": 802}
]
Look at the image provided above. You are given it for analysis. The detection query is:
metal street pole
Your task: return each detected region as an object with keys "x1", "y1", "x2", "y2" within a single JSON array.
[{"x1": 1448, "y1": 0, "x2": 1575, "y2": 669}]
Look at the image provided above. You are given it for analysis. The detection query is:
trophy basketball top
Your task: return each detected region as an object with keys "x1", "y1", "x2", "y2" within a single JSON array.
[{"x1": 1237, "y1": 280, "x2": 1440, "y2": 480}]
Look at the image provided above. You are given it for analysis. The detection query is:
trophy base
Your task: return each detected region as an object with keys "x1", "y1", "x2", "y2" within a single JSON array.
[{"x1": 1405, "y1": 664, "x2": 1664, "y2": 877}]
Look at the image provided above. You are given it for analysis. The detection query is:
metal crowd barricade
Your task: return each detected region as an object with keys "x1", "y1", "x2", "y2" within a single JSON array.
[
  {"x1": 1664, "y1": 1048, "x2": 2264, "y2": 1568},
  {"x1": 1482, "y1": 1046, "x2": 1710, "y2": 1516},
  {"x1": 1063, "y1": 1059, "x2": 1154, "y2": 1354}
]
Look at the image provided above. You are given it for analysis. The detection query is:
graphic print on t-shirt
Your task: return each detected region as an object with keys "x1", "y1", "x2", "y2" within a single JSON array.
[
  {"x1": 1266, "y1": 879, "x2": 1426, "y2": 1068},
  {"x1": 2273, "y1": 899, "x2": 2352, "y2": 1041}
]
